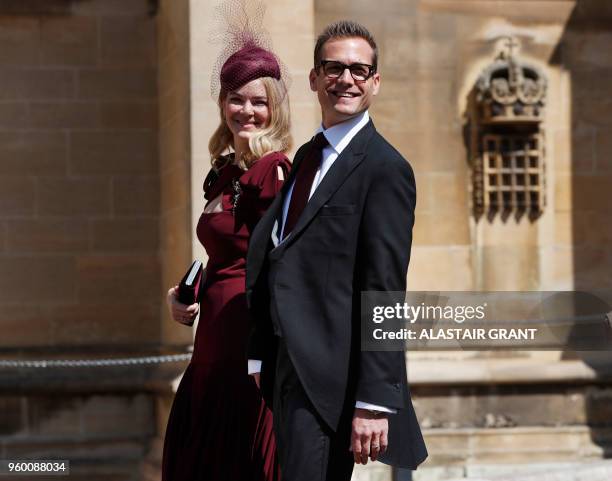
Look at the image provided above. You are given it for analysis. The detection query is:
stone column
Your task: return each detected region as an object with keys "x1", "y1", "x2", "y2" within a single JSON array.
[
  {"x1": 142, "y1": 0, "x2": 192, "y2": 477},
  {"x1": 158, "y1": 0, "x2": 193, "y2": 348}
]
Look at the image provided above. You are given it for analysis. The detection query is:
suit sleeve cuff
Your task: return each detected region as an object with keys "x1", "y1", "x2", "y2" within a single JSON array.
[
  {"x1": 355, "y1": 400, "x2": 397, "y2": 414},
  {"x1": 248, "y1": 359, "x2": 262, "y2": 375}
]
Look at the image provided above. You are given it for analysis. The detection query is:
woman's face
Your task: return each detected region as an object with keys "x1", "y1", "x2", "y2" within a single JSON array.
[{"x1": 223, "y1": 78, "x2": 270, "y2": 146}]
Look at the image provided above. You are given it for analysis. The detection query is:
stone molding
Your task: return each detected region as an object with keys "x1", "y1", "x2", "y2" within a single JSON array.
[{"x1": 408, "y1": 359, "x2": 612, "y2": 385}]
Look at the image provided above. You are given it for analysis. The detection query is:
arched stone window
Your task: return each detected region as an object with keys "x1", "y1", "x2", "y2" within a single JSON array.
[{"x1": 471, "y1": 37, "x2": 547, "y2": 219}]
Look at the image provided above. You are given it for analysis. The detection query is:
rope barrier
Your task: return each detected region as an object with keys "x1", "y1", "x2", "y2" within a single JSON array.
[{"x1": 0, "y1": 353, "x2": 192, "y2": 368}]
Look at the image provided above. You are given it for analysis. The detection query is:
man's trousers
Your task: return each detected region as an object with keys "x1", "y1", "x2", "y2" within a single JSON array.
[{"x1": 272, "y1": 337, "x2": 354, "y2": 481}]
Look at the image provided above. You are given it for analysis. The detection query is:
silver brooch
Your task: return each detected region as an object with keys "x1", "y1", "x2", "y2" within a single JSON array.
[{"x1": 231, "y1": 178, "x2": 242, "y2": 215}]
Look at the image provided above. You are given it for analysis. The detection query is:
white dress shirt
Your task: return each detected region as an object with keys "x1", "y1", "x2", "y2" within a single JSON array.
[{"x1": 249, "y1": 111, "x2": 395, "y2": 414}]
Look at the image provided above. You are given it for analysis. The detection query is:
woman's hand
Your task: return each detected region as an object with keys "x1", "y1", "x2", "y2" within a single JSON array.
[{"x1": 166, "y1": 285, "x2": 200, "y2": 326}]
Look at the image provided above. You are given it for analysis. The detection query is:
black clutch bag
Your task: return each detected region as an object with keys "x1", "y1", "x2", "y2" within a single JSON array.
[{"x1": 178, "y1": 260, "x2": 205, "y2": 305}]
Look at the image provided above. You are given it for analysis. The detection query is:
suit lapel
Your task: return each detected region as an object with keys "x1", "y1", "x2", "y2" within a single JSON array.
[
  {"x1": 246, "y1": 145, "x2": 308, "y2": 284},
  {"x1": 248, "y1": 120, "x2": 376, "y2": 276},
  {"x1": 247, "y1": 191, "x2": 281, "y2": 277},
  {"x1": 284, "y1": 120, "x2": 375, "y2": 243}
]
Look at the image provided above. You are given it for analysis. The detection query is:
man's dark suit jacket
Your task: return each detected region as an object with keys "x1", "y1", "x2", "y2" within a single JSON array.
[{"x1": 246, "y1": 119, "x2": 428, "y2": 469}]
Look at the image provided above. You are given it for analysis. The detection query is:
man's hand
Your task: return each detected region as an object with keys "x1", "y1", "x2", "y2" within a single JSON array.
[
  {"x1": 351, "y1": 408, "x2": 388, "y2": 464},
  {"x1": 251, "y1": 372, "x2": 261, "y2": 389}
]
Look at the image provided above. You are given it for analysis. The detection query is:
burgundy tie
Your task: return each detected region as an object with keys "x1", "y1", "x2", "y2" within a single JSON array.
[{"x1": 283, "y1": 132, "x2": 329, "y2": 239}]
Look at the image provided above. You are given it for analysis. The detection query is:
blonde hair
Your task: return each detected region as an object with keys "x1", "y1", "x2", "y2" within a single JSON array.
[{"x1": 208, "y1": 77, "x2": 292, "y2": 170}]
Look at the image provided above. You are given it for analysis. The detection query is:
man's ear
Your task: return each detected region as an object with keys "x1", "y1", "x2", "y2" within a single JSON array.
[
  {"x1": 309, "y1": 68, "x2": 318, "y2": 92},
  {"x1": 371, "y1": 72, "x2": 381, "y2": 96}
]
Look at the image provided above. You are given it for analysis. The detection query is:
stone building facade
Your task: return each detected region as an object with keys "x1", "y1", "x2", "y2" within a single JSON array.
[{"x1": 0, "y1": 1, "x2": 611, "y2": 480}]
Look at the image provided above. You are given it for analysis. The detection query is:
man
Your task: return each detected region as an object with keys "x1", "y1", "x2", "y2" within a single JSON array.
[{"x1": 246, "y1": 20, "x2": 427, "y2": 480}]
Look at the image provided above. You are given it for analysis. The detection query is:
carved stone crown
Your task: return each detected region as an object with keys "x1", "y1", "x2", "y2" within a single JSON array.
[{"x1": 476, "y1": 37, "x2": 547, "y2": 124}]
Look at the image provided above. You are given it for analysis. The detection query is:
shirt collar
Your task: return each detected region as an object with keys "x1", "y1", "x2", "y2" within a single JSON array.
[{"x1": 315, "y1": 111, "x2": 370, "y2": 155}]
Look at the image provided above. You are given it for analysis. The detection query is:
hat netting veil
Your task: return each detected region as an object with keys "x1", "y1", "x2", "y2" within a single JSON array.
[{"x1": 210, "y1": 0, "x2": 291, "y2": 100}]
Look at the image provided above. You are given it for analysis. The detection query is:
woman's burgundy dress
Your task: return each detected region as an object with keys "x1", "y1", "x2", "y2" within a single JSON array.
[{"x1": 162, "y1": 152, "x2": 291, "y2": 481}]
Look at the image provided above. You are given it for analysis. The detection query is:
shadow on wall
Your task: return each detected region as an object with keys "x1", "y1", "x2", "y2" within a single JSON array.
[{"x1": 549, "y1": 0, "x2": 612, "y2": 459}]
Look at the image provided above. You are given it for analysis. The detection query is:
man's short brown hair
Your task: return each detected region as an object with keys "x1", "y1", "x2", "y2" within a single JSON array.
[{"x1": 313, "y1": 20, "x2": 378, "y2": 71}]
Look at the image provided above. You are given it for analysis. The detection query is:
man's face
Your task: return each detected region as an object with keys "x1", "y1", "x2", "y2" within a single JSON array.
[{"x1": 309, "y1": 37, "x2": 380, "y2": 129}]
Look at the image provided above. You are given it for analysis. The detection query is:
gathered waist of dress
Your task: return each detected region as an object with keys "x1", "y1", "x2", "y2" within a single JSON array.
[
  {"x1": 204, "y1": 261, "x2": 246, "y2": 278},
  {"x1": 202, "y1": 266, "x2": 246, "y2": 285}
]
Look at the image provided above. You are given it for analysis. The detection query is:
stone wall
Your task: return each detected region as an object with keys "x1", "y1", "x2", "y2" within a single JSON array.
[
  {"x1": 0, "y1": 393, "x2": 155, "y2": 481},
  {"x1": 561, "y1": 1, "x2": 612, "y2": 290},
  {"x1": 0, "y1": 1, "x2": 164, "y2": 480},
  {"x1": 0, "y1": 0, "x2": 160, "y2": 349}
]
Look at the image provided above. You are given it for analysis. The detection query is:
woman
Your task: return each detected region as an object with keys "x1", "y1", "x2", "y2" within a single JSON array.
[{"x1": 161, "y1": 32, "x2": 292, "y2": 481}]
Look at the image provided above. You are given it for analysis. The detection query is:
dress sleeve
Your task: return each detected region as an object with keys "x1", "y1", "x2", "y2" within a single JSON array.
[
  {"x1": 237, "y1": 152, "x2": 291, "y2": 228},
  {"x1": 240, "y1": 152, "x2": 290, "y2": 199}
]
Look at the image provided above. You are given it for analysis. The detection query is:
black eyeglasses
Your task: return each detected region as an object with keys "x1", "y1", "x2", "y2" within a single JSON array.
[{"x1": 318, "y1": 60, "x2": 376, "y2": 81}]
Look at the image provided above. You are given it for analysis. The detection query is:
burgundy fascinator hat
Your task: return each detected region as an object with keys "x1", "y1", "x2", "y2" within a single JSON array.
[{"x1": 211, "y1": 0, "x2": 290, "y2": 100}]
